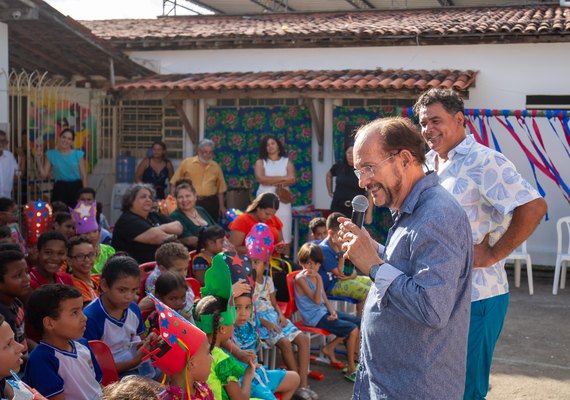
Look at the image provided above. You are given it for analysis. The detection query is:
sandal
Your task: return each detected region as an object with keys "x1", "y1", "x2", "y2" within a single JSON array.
[
  {"x1": 344, "y1": 371, "x2": 357, "y2": 383},
  {"x1": 329, "y1": 360, "x2": 345, "y2": 369},
  {"x1": 295, "y1": 387, "x2": 313, "y2": 400},
  {"x1": 342, "y1": 363, "x2": 359, "y2": 373},
  {"x1": 305, "y1": 387, "x2": 319, "y2": 400}
]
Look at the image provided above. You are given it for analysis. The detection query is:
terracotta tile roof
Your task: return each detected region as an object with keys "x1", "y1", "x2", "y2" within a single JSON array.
[
  {"x1": 112, "y1": 69, "x2": 477, "y2": 94},
  {"x1": 81, "y1": 5, "x2": 570, "y2": 49}
]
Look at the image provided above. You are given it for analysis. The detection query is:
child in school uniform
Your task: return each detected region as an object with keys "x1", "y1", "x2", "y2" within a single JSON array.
[
  {"x1": 295, "y1": 243, "x2": 361, "y2": 383},
  {"x1": 24, "y1": 284, "x2": 102, "y2": 399},
  {"x1": 67, "y1": 237, "x2": 99, "y2": 307},
  {"x1": 83, "y1": 255, "x2": 154, "y2": 377}
]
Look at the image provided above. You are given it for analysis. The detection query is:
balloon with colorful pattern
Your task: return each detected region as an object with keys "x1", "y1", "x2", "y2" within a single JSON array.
[
  {"x1": 23, "y1": 200, "x2": 53, "y2": 246},
  {"x1": 225, "y1": 208, "x2": 243, "y2": 223},
  {"x1": 245, "y1": 223, "x2": 274, "y2": 262}
]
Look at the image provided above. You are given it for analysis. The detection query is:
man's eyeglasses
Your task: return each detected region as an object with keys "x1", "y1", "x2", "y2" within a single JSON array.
[
  {"x1": 354, "y1": 153, "x2": 398, "y2": 180},
  {"x1": 70, "y1": 253, "x2": 96, "y2": 261}
]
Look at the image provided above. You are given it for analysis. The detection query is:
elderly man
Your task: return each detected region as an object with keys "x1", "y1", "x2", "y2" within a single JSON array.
[
  {"x1": 340, "y1": 117, "x2": 473, "y2": 400},
  {"x1": 170, "y1": 138, "x2": 227, "y2": 220},
  {"x1": 414, "y1": 89, "x2": 547, "y2": 400}
]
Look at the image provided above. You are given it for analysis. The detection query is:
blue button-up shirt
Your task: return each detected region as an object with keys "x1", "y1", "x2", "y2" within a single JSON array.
[{"x1": 353, "y1": 172, "x2": 473, "y2": 400}]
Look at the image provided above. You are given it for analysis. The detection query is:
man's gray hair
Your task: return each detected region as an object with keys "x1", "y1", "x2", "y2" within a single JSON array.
[{"x1": 198, "y1": 138, "x2": 214, "y2": 150}]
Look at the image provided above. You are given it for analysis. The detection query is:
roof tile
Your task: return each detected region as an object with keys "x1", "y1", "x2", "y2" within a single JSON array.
[{"x1": 113, "y1": 69, "x2": 477, "y2": 94}]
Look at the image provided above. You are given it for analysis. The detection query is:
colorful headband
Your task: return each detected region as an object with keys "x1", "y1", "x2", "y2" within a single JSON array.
[
  {"x1": 23, "y1": 200, "x2": 52, "y2": 246},
  {"x1": 158, "y1": 195, "x2": 177, "y2": 216},
  {"x1": 222, "y1": 251, "x2": 256, "y2": 297},
  {"x1": 245, "y1": 223, "x2": 274, "y2": 262},
  {"x1": 225, "y1": 208, "x2": 243, "y2": 224},
  {"x1": 70, "y1": 201, "x2": 98, "y2": 235},
  {"x1": 142, "y1": 293, "x2": 207, "y2": 375},
  {"x1": 194, "y1": 253, "x2": 236, "y2": 334}
]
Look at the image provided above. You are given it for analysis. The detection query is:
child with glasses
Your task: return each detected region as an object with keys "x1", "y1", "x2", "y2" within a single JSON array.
[{"x1": 67, "y1": 236, "x2": 99, "y2": 307}]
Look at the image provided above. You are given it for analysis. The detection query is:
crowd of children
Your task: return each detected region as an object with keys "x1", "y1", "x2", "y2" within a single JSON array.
[{"x1": 0, "y1": 181, "x2": 365, "y2": 400}]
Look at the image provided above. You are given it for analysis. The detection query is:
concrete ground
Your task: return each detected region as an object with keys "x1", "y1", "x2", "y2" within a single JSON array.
[{"x1": 296, "y1": 268, "x2": 570, "y2": 399}]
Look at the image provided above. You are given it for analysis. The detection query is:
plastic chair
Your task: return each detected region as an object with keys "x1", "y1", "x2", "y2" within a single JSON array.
[
  {"x1": 88, "y1": 340, "x2": 119, "y2": 386},
  {"x1": 505, "y1": 241, "x2": 533, "y2": 295},
  {"x1": 139, "y1": 261, "x2": 157, "y2": 301},
  {"x1": 553, "y1": 216, "x2": 570, "y2": 295},
  {"x1": 186, "y1": 277, "x2": 202, "y2": 300},
  {"x1": 328, "y1": 295, "x2": 359, "y2": 314},
  {"x1": 187, "y1": 250, "x2": 198, "y2": 278}
]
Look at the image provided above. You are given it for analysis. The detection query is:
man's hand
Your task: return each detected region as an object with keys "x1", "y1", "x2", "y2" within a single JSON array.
[
  {"x1": 338, "y1": 217, "x2": 382, "y2": 275},
  {"x1": 473, "y1": 234, "x2": 498, "y2": 268}
]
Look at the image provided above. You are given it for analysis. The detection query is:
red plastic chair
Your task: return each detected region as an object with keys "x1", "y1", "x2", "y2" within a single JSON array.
[
  {"x1": 139, "y1": 262, "x2": 157, "y2": 302},
  {"x1": 187, "y1": 250, "x2": 198, "y2": 278},
  {"x1": 88, "y1": 340, "x2": 119, "y2": 386},
  {"x1": 186, "y1": 277, "x2": 202, "y2": 300}
]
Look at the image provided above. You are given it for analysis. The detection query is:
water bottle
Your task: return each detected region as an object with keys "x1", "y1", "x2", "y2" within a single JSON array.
[{"x1": 116, "y1": 153, "x2": 135, "y2": 183}]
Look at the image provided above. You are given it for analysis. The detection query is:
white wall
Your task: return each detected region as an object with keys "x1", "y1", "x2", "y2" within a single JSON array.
[
  {"x1": 128, "y1": 42, "x2": 570, "y2": 266},
  {"x1": 0, "y1": 23, "x2": 9, "y2": 131}
]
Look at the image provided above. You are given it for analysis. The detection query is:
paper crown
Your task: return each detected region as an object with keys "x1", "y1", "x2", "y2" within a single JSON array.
[
  {"x1": 70, "y1": 201, "x2": 98, "y2": 235},
  {"x1": 245, "y1": 223, "x2": 274, "y2": 262},
  {"x1": 225, "y1": 208, "x2": 243, "y2": 224},
  {"x1": 222, "y1": 251, "x2": 256, "y2": 296},
  {"x1": 23, "y1": 200, "x2": 53, "y2": 246},
  {"x1": 194, "y1": 253, "x2": 236, "y2": 334},
  {"x1": 158, "y1": 195, "x2": 177, "y2": 216},
  {"x1": 142, "y1": 293, "x2": 207, "y2": 375}
]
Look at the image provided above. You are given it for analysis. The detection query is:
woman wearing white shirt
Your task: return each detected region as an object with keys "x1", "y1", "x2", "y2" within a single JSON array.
[{"x1": 254, "y1": 135, "x2": 296, "y2": 254}]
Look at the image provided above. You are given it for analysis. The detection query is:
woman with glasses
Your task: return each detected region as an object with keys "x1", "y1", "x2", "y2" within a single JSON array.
[
  {"x1": 67, "y1": 236, "x2": 100, "y2": 307},
  {"x1": 36, "y1": 128, "x2": 87, "y2": 208}
]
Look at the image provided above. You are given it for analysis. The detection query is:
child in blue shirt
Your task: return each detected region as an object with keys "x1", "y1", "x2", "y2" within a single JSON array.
[
  {"x1": 24, "y1": 284, "x2": 102, "y2": 399},
  {"x1": 294, "y1": 243, "x2": 361, "y2": 382},
  {"x1": 83, "y1": 255, "x2": 153, "y2": 377}
]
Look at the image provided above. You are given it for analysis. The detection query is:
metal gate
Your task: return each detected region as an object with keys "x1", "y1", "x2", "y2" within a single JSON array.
[{"x1": 7, "y1": 70, "x2": 106, "y2": 205}]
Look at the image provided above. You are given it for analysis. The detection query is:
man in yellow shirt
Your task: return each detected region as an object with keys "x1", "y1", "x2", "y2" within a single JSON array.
[{"x1": 171, "y1": 139, "x2": 228, "y2": 220}]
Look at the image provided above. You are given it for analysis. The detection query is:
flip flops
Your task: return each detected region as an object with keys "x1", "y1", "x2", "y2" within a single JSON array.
[
  {"x1": 295, "y1": 387, "x2": 319, "y2": 400},
  {"x1": 329, "y1": 360, "x2": 346, "y2": 369},
  {"x1": 344, "y1": 371, "x2": 357, "y2": 383}
]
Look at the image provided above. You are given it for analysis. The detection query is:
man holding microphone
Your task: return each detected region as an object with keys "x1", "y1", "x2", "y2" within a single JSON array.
[{"x1": 340, "y1": 117, "x2": 473, "y2": 399}]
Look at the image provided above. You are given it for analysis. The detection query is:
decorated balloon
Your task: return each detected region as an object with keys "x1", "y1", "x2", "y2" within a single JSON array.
[
  {"x1": 225, "y1": 208, "x2": 243, "y2": 224},
  {"x1": 23, "y1": 200, "x2": 53, "y2": 246}
]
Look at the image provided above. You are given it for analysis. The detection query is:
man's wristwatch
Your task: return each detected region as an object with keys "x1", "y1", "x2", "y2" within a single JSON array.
[{"x1": 369, "y1": 263, "x2": 383, "y2": 282}]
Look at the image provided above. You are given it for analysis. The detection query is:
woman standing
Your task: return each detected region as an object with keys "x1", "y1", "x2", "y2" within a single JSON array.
[
  {"x1": 112, "y1": 183, "x2": 182, "y2": 264},
  {"x1": 326, "y1": 143, "x2": 369, "y2": 217},
  {"x1": 37, "y1": 128, "x2": 87, "y2": 207},
  {"x1": 134, "y1": 141, "x2": 174, "y2": 199},
  {"x1": 169, "y1": 180, "x2": 218, "y2": 250},
  {"x1": 254, "y1": 135, "x2": 295, "y2": 253}
]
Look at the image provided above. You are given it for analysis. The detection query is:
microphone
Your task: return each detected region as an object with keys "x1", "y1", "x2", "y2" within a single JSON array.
[{"x1": 343, "y1": 194, "x2": 369, "y2": 276}]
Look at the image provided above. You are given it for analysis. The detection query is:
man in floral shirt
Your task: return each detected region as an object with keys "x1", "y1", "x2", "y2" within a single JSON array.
[{"x1": 415, "y1": 89, "x2": 547, "y2": 400}]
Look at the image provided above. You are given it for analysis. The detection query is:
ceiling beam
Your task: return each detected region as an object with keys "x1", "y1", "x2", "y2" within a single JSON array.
[
  {"x1": 344, "y1": 0, "x2": 375, "y2": 9},
  {"x1": 249, "y1": 0, "x2": 295, "y2": 12}
]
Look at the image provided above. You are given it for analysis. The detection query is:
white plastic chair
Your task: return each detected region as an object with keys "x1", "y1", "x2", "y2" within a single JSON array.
[
  {"x1": 553, "y1": 216, "x2": 570, "y2": 295},
  {"x1": 506, "y1": 241, "x2": 533, "y2": 295}
]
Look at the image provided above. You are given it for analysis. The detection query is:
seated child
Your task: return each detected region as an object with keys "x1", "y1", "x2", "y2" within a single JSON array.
[
  {"x1": 145, "y1": 271, "x2": 188, "y2": 333},
  {"x1": 52, "y1": 212, "x2": 76, "y2": 240},
  {"x1": 67, "y1": 237, "x2": 100, "y2": 306},
  {"x1": 295, "y1": 243, "x2": 361, "y2": 382},
  {"x1": 144, "y1": 294, "x2": 214, "y2": 399},
  {"x1": 308, "y1": 217, "x2": 326, "y2": 242},
  {"x1": 29, "y1": 232, "x2": 73, "y2": 289},
  {"x1": 245, "y1": 224, "x2": 314, "y2": 400},
  {"x1": 141, "y1": 241, "x2": 194, "y2": 320},
  {"x1": 0, "y1": 198, "x2": 26, "y2": 255},
  {"x1": 24, "y1": 284, "x2": 102, "y2": 399},
  {"x1": 78, "y1": 187, "x2": 111, "y2": 231},
  {"x1": 83, "y1": 255, "x2": 153, "y2": 376},
  {"x1": 195, "y1": 254, "x2": 299, "y2": 400},
  {"x1": 0, "y1": 314, "x2": 46, "y2": 400},
  {"x1": 69, "y1": 200, "x2": 115, "y2": 274},
  {"x1": 192, "y1": 226, "x2": 226, "y2": 286},
  {"x1": 0, "y1": 226, "x2": 14, "y2": 245},
  {"x1": 0, "y1": 244, "x2": 33, "y2": 357},
  {"x1": 318, "y1": 212, "x2": 372, "y2": 316},
  {"x1": 101, "y1": 376, "x2": 160, "y2": 400}
]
